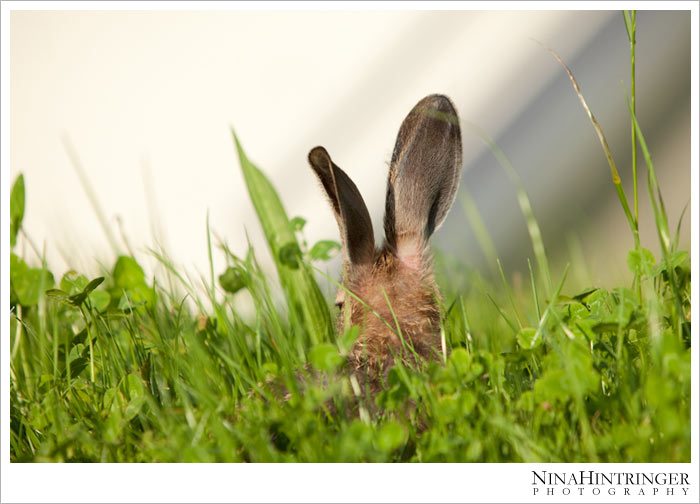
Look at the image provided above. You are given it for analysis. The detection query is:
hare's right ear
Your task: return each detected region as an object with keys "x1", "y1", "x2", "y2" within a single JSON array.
[
  {"x1": 384, "y1": 94, "x2": 462, "y2": 268},
  {"x1": 308, "y1": 146, "x2": 375, "y2": 267}
]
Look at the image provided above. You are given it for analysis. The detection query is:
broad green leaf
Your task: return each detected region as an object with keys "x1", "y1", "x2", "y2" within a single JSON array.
[
  {"x1": 60, "y1": 270, "x2": 89, "y2": 294},
  {"x1": 570, "y1": 319, "x2": 597, "y2": 342},
  {"x1": 10, "y1": 174, "x2": 25, "y2": 248},
  {"x1": 102, "y1": 390, "x2": 123, "y2": 442},
  {"x1": 112, "y1": 257, "x2": 154, "y2": 307},
  {"x1": 10, "y1": 253, "x2": 27, "y2": 304},
  {"x1": 261, "y1": 362, "x2": 279, "y2": 377},
  {"x1": 376, "y1": 421, "x2": 406, "y2": 453},
  {"x1": 67, "y1": 355, "x2": 89, "y2": 379},
  {"x1": 103, "y1": 387, "x2": 120, "y2": 411},
  {"x1": 435, "y1": 394, "x2": 459, "y2": 420},
  {"x1": 12, "y1": 265, "x2": 54, "y2": 307},
  {"x1": 562, "y1": 340, "x2": 598, "y2": 397},
  {"x1": 113, "y1": 256, "x2": 146, "y2": 289},
  {"x1": 516, "y1": 390, "x2": 535, "y2": 412},
  {"x1": 534, "y1": 369, "x2": 569, "y2": 402},
  {"x1": 133, "y1": 284, "x2": 156, "y2": 306},
  {"x1": 116, "y1": 293, "x2": 147, "y2": 312},
  {"x1": 83, "y1": 277, "x2": 105, "y2": 295},
  {"x1": 278, "y1": 242, "x2": 301, "y2": 269},
  {"x1": 337, "y1": 325, "x2": 360, "y2": 356},
  {"x1": 219, "y1": 266, "x2": 246, "y2": 294},
  {"x1": 652, "y1": 250, "x2": 688, "y2": 276},
  {"x1": 589, "y1": 287, "x2": 638, "y2": 333},
  {"x1": 339, "y1": 421, "x2": 374, "y2": 461},
  {"x1": 447, "y1": 348, "x2": 471, "y2": 375},
  {"x1": 290, "y1": 216, "x2": 306, "y2": 232},
  {"x1": 125, "y1": 396, "x2": 146, "y2": 421},
  {"x1": 517, "y1": 327, "x2": 541, "y2": 349},
  {"x1": 10, "y1": 253, "x2": 27, "y2": 282},
  {"x1": 71, "y1": 328, "x2": 91, "y2": 347},
  {"x1": 572, "y1": 288, "x2": 599, "y2": 302},
  {"x1": 309, "y1": 240, "x2": 341, "y2": 261},
  {"x1": 232, "y1": 130, "x2": 332, "y2": 344},
  {"x1": 69, "y1": 277, "x2": 106, "y2": 307},
  {"x1": 103, "y1": 412, "x2": 123, "y2": 442},
  {"x1": 627, "y1": 248, "x2": 655, "y2": 277},
  {"x1": 308, "y1": 343, "x2": 344, "y2": 372},
  {"x1": 49, "y1": 275, "x2": 107, "y2": 309},
  {"x1": 534, "y1": 337, "x2": 599, "y2": 406},
  {"x1": 459, "y1": 390, "x2": 477, "y2": 414},
  {"x1": 381, "y1": 367, "x2": 410, "y2": 406},
  {"x1": 557, "y1": 289, "x2": 599, "y2": 307},
  {"x1": 120, "y1": 373, "x2": 145, "y2": 399},
  {"x1": 88, "y1": 290, "x2": 111, "y2": 312}
]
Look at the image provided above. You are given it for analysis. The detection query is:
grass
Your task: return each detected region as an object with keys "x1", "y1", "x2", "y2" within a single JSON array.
[{"x1": 9, "y1": 12, "x2": 691, "y2": 463}]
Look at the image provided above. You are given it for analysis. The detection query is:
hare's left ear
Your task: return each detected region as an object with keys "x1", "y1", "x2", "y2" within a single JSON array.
[
  {"x1": 384, "y1": 94, "x2": 462, "y2": 266},
  {"x1": 308, "y1": 146, "x2": 375, "y2": 268}
]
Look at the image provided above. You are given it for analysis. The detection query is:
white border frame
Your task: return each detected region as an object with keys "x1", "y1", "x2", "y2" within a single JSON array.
[{"x1": 2, "y1": 2, "x2": 697, "y2": 503}]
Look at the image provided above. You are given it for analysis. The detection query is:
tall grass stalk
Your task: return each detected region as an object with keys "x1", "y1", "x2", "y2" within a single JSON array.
[
  {"x1": 623, "y1": 11, "x2": 639, "y2": 225},
  {"x1": 61, "y1": 135, "x2": 122, "y2": 256},
  {"x1": 536, "y1": 40, "x2": 640, "y2": 255},
  {"x1": 464, "y1": 121, "x2": 553, "y2": 299},
  {"x1": 459, "y1": 190, "x2": 499, "y2": 279},
  {"x1": 626, "y1": 100, "x2": 686, "y2": 336}
]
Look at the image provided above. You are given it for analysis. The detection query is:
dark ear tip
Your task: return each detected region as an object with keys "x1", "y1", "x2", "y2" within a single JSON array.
[
  {"x1": 421, "y1": 94, "x2": 457, "y2": 114},
  {"x1": 308, "y1": 146, "x2": 331, "y2": 167}
]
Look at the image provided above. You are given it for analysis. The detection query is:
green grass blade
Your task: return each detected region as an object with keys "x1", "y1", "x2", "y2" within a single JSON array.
[
  {"x1": 497, "y1": 258, "x2": 523, "y2": 330},
  {"x1": 537, "y1": 40, "x2": 640, "y2": 251},
  {"x1": 61, "y1": 135, "x2": 122, "y2": 256},
  {"x1": 527, "y1": 258, "x2": 541, "y2": 321},
  {"x1": 622, "y1": 11, "x2": 635, "y2": 42},
  {"x1": 313, "y1": 266, "x2": 398, "y2": 338},
  {"x1": 487, "y1": 293, "x2": 518, "y2": 335},
  {"x1": 624, "y1": 10, "x2": 639, "y2": 226},
  {"x1": 673, "y1": 199, "x2": 689, "y2": 252},
  {"x1": 465, "y1": 122, "x2": 553, "y2": 298},
  {"x1": 206, "y1": 211, "x2": 216, "y2": 304},
  {"x1": 530, "y1": 263, "x2": 570, "y2": 349},
  {"x1": 458, "y1": 190, "x2": 499, "y2": 278},
  {"x1": 624, "y1": 99, "x2": 685, "y2": 330},
  {"x1": 381, "y1": 288, "x2": 423, "y2": 365},
  {"x1": 10, "y1": 174, "x2": 25, "y2": 248},
  {"x1": 232, "y1": 129, "x2": 332, "y2": 345}
]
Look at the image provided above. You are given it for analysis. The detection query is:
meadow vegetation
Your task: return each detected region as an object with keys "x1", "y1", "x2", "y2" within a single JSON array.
[{"x1": 9, "y1": 12, "x2": 691, "y2": 462}]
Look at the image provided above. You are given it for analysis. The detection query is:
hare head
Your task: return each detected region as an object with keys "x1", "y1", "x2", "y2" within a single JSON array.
[{"x1": 308, "y1": 94, "x2": 462, "y2": 391}]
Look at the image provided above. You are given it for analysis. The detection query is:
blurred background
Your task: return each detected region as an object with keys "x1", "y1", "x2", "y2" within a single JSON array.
[{"x1": 10, "y1": 9, "x2": 691, "y2": 296}]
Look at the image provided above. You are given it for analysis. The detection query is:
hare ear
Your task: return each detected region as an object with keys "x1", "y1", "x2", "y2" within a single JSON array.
[
  {"x1": 308, "y1": 146, "x2": 375, "y2": 267},
  {"x1": 384, "y1": 94, "x2": 462, "y2": 266}
]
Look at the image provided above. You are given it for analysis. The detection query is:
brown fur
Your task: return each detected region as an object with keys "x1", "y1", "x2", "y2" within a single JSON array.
[
  {"x1": 308, "y1": 94, "x2": 462, "y2": 397},
  {"x1": 341, "y1": 250, "x2": 442, "y2": 395}
]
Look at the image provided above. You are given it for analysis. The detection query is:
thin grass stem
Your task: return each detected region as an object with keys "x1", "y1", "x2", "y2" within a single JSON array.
[{"x1": 535, "y1": 40, "x2": 640, "y2": 253}]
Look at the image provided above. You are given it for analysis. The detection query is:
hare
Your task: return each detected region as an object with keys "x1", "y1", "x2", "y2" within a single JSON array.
[{"x1": 308, "y1": 94, "x2": 462, "y2": 395}]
